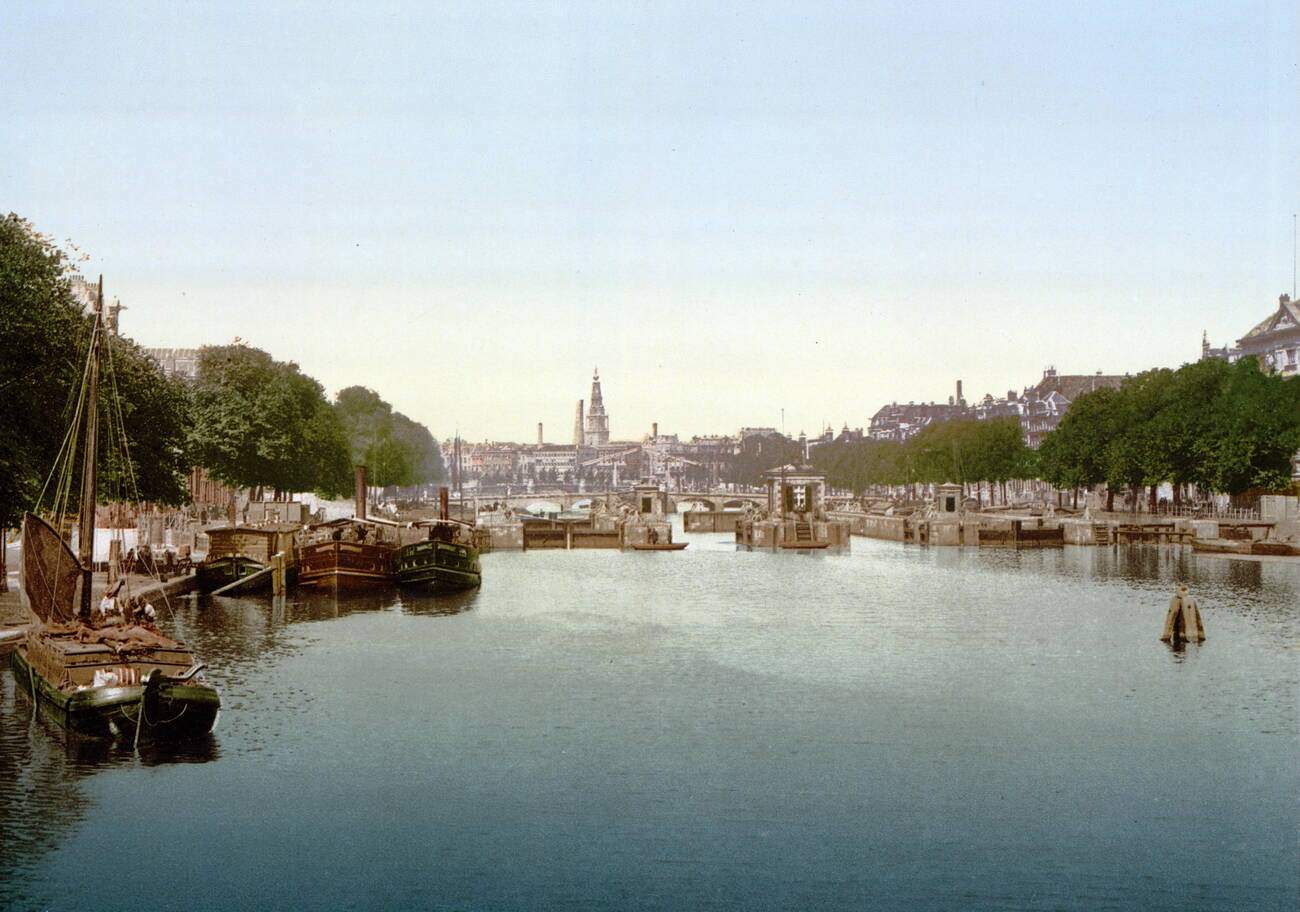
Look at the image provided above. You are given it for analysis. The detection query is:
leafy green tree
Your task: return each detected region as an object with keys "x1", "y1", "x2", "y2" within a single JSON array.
[
  {"x1": 971, "y1": 418, "x2": 1031, "y2": 504},
  {"x1": 1037, "y1": 386, "x2": 1124, "y2": 508},
  {"x1": 99, "y1": 334, "x2": 193, "y2": 506},
  {"x1": 0, "y1": 214, "x2": 89, "y2": 528},
  {"x1": 722, "y1": 434, "x2": 805, "y2": 487},
  {"x1": 1102, "y1": 369, "x2": 1176, "y2": 511},
  {"x1": 1204, "y1": 358, "x2": 1300, "y2": 495},
  {"x1": 0, "y1": 213, "x2": 193, "y2": 528},
  {"x1": 333, "y1": 386, "x2": 444, "y2": 488},
  {"x1": 391, "y1": 412, "x2": 446, "y2": 484},
  {"x1": 1149, "y1": 358, "x2": 1229, "y2": 505},
  {"x1": 190, "y1": 344, "x2": 351, "y2": 497},
  {"x1": 1038, "y1": 358, "x2": 1300, "y2": 506}
]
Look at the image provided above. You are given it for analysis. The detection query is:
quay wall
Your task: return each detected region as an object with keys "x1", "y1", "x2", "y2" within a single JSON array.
[
  {"x1": 832, "y1": 514, "x2": 904, "y2": 543},
  {"x1": 484, "y1": 524, "x2": 523, "y2": 551},
  {"x1": 623, "y1": 522, "x2": 672, "y2": 547},
  {"x1": 736, "y1": 519, "x2": 850, "y2": 550},
  {"x1": 684, "y1": 511, "x2": 741, "y2": 533}
]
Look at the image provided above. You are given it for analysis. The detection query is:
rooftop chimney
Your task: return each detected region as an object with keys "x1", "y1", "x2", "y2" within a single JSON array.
[
  {"x1": 537, "y1": 422, "x2": 543, "y2": 445},
  {"x1": 652, "y1": 421, "x2": 658, "y2": 439}
]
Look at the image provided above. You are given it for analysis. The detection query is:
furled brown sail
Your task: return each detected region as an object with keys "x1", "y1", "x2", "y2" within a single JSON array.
[{"x1": 22, "y1": 513, "x2": 81, "y2": 624}]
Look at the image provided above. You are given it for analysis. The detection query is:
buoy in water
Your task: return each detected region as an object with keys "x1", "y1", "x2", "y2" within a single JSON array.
[{"x1": 1160, "y1": 584, "x2": 1206, "y2": 643}]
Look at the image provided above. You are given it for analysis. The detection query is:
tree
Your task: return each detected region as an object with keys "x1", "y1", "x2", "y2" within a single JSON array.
[
  {"x1": 99, "y1": 334, "x2": 193, "y2": 506},
  {"x1": 391, "y1": 412, "x2": 446, "y2": 485},
  {"x1": 723, "y1": 434, "x2": 804, "y2": 487},
  {"x1": 0, "y1": 214, "x2": 89, "y2": 528},
  {"x1": 1102, "y1": 370, "x2": 1176, "y2": 511},
  {"x1": 1204, "y1": 358, "x2": 1300, "y2": 495},
  {"x1": 333, "y1": 386, "x2": 444, "y2": 489},
  {"x1": 1149, "y1": 358, "x2": 1229, "y2": 505},
  {"x1": 1037, "y1": 386, "x2": 1124, "y2": 509},
  {"x1": 190, "y1": 344, "x2": 352, "y2": 497},
  {"x1": 0, "y1": 213, "x2": 193, "y2": 528},
  {"x1": 1037, "y1": 357, "x2": 1300, "y2": 506},
  {"x1": 970, "y1": 418, "x2": 1031, "y2": 504}
]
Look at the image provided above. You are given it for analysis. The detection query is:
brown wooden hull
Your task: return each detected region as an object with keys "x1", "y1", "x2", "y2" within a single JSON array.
[
  {"x1": 297, "y1": 540, "x2": 394, "y2": 588},
  {"x1": 1191, "y1": 539, "x2": 1252, "y2": 555},
  {"x1": 629, "y1": 542, "x2": 688, "y2": 551},
  {"x1": 1251, "y1": 541, "x2": 1300, "y2": 556}
]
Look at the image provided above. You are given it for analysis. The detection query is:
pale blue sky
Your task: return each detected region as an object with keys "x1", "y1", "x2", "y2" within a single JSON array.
[{"x1": 4, "y1": 2, "x2": 1297, "y2": 441}]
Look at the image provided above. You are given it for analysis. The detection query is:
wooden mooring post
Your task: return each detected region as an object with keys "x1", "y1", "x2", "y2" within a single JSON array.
[{"x1": 271, "y1": 551, "x2": 286, "y2": 595}]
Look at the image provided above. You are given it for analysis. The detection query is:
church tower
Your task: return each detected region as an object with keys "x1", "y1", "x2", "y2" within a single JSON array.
[{"x1": 584, "y1": 368, "x2": 610, "y2": 445}]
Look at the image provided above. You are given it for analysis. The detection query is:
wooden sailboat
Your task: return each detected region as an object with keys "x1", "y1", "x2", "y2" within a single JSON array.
[{"x1": 10, "y1": 278, "x2": 221, "y2": 742}]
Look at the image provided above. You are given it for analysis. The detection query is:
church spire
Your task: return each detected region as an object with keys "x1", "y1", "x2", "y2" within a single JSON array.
[{"x1": 584, "y1": 369, "x2": 609, "y2": 445}]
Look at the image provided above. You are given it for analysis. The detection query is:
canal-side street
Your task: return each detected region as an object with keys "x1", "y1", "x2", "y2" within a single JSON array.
[{"x1": 3, "y1": 523, "x2": 1296, "y2": 911}]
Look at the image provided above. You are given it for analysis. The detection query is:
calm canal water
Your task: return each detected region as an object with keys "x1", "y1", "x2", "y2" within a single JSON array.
[{"x1": 2, "y1": 524, "x2": 1297, "y2": 911}]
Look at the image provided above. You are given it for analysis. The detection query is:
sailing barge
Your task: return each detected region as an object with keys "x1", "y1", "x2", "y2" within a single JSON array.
[
  {"x1": 13, "y1": 525, "x2": 221, "y2": 739},
  {"x1": 13, "y1": 280, "x2": 220, "y2": 741}
]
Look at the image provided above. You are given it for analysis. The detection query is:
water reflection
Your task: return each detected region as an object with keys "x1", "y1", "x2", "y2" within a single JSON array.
[
  {"x1": 0, "y1": 673, "x2": 219, "y2": 899},
  {"x1": 396, "y1": 587, "x2": 479, "y2": 617},
  {"x1": 278, "y1": 586, "x2": 398, "y2": 622},
  {"x1": 2, "y1": 538, "x2": 1297, "y2": 911}
]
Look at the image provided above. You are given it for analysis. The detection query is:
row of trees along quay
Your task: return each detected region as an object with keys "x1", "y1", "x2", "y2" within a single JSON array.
[
  {"x1": 812, "y1": 361, "x2": 1300, "y2": 509},
  {"x1": 0, "y1": 212, "x2": 446, "y2": 557},
  {"x1": 812, "y1": 417, "x2": 1034, "y2": 506},
  {"x1": 188, "y1": 347, "x2": 443, "y2": 500}
]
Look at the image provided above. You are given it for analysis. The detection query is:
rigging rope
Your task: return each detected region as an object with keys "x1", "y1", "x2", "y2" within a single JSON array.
[{"x1": 102, "y1": 331, "x2": 176, "y2": 621}]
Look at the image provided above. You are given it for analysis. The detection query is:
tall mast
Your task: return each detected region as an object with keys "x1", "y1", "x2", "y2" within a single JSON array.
[{"x1": 76, "y1": 276, "x2": 103, "y2": 619}]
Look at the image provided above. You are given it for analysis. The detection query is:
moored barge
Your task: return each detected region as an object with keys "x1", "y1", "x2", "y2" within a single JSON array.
[
  {"x1": 397, "y1": 519, "x2": 481, "y2": 592},
  {"x1": 195, "y1": 523, "x2": 299, "y2": 593},
  {"x1": 297, "y1": 518, "x2": 398, "y2": 588}
]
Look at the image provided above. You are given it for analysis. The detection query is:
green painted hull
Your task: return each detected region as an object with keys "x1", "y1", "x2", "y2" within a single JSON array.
[
  {"x1": 11, "y1": 646, "x2": 221, "y2": 742},
  {"x1": 397, "y1": 540, "x2": 481, "y2": 592},
  {"x1": 196, "y1": 555, "x2": 265, "y2": 593}
]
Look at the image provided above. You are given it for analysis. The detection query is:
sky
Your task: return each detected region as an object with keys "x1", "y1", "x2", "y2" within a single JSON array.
[{"x1": 4, "y1": 1, "x2": 1298, "y2": 442}]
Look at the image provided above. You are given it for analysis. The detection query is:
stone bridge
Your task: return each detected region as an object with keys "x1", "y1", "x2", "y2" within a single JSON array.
[{"x1": 456, "y1": 489, "x2": 770, "y2": 514}]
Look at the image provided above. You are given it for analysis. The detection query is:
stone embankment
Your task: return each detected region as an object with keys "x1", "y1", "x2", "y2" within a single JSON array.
[
  {"x1": 1, "y1": 569, "x2": 197, "y2": 628},
  {"x1": 828, "y1": 493, "x2": 1300, "y2": 555}
]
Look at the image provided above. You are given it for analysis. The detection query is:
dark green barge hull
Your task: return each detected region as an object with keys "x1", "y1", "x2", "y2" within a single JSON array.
[
  {"x1": 396, "y1": 541, "x2": 481, "y2": 592},
  {"x1": 11, "y1": 647, "x2": 221, "y2": 742},
  {"x1": 195, "y1": 555, "x2": 266, "y2": 593}
]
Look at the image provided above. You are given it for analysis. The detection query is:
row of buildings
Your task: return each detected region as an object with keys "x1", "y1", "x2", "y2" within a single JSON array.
[
  {"x1": 445, "y1": 292, "x2": 1300, "y2": 490},
  {"x1": 866, "y1": 292, "x2": 1300, "y2": 450},
  {"x1": 444, "y1": 433, "x2": 742, "y2": 490},
  {"x1": 1202, "y1": 293, "x2": 1299, "y2": 377},
  {"x1": 101, "y1": 275, "x2": 1295, "y2": 491},
  {"x1": 867, "y1": 369, "x2": 1128, "y2": 448}
]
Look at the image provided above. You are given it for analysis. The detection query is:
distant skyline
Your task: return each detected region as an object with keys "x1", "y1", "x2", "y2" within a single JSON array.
[{"x1": 4, "y1": 2, "x2": 1298, "y2": 441}]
